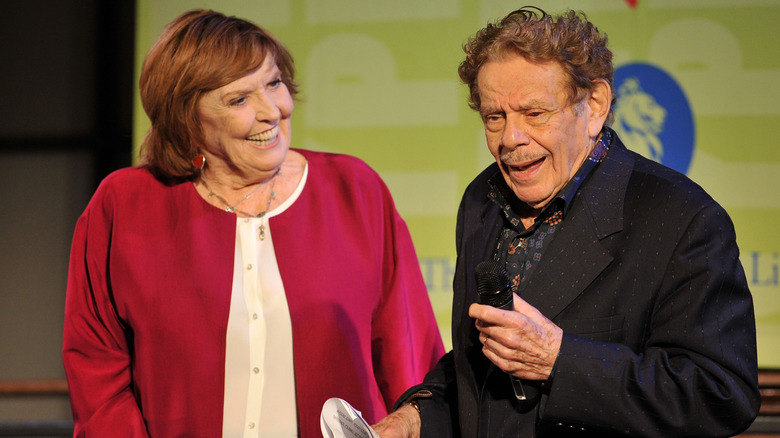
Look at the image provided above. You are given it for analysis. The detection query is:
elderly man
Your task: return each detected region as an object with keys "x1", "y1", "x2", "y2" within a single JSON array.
[{"x1": 374, "y1": 6, "x2": 760, "y2": 438}]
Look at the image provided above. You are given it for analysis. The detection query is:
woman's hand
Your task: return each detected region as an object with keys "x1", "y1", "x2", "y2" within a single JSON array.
[{"x1": 371, "y1": 403, "x2": 420, "y2": 438}]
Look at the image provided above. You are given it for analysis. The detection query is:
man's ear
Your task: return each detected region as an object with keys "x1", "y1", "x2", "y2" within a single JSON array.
[{"x1": 587, "y1": 79, "x2": 612, "y2": 138}]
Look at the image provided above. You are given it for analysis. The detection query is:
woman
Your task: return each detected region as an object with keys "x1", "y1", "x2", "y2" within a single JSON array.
[{"x1": 62, "y1": 9, "x2": 444, "y2": 437}]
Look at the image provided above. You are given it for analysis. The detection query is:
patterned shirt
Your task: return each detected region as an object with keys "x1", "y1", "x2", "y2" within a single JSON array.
[{"x1": 487, "y1": 129, "x2": 612, "y2": 296}]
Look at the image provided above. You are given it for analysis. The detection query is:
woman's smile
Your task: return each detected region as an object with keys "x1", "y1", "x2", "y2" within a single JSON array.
[{"x1": 246, "y1": 125, "x2": 280, "y2": 148}]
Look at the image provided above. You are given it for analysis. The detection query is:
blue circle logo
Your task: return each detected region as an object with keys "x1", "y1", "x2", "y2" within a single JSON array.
[{"x1": 613, "y1": 63, "x2": 695, "y2": 174}]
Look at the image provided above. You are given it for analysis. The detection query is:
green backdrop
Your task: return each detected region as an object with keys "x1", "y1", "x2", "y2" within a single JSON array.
[{"x1": 134, "y1": 0, "x2": 780, "y2": 366}]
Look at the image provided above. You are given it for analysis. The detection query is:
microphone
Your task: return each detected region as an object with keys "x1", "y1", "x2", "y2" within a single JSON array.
[
  {"x1": 474, "y1": 260, "x2": 528, "y2": 401},
  {"x1": 475, "y1": 260, "x2": 514, "y2": 310}
]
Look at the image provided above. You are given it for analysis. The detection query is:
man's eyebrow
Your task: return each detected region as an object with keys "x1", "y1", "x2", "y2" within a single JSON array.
[
  {"x1": 480, "y1": 99, "x2": 552, "y2": 116},
  {"x1": 479, "y1": 102, "x2": 504, "y2": 115},
  {"x1": 521, "y1": 98, "x2": 550, "y2": 109}
]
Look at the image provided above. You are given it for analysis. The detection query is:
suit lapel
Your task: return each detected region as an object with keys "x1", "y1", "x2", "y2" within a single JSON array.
[
  {"x1": 464, "y1": 207, "x2": 502, "y2": 299},
  {"x1": 520, "y1": 206, "x2": 613, "y2": 319},
  {"x1": 521, "y1": 140, "x2": 635, "y2": 320}
]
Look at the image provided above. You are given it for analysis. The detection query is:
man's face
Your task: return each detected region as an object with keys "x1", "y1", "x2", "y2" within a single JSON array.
[{"x1": 477, "y1": 54, "x2": 603, "y2": 215}]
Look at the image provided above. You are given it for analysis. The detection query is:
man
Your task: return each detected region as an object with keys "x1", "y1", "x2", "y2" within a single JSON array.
[{"x1": 374, "y1": 7, "x2": 760, "y2": 437}]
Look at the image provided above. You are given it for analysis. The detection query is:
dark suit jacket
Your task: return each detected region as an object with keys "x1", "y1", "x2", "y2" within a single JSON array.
[{"x1": 399, "y1": 132, "x2": 760, "y2": 437}]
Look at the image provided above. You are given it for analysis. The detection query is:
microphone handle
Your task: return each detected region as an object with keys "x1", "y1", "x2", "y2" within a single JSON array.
[
  {"x1": 492, "y1": 294, "x2": 528, "y2": 400},
  {"x1": 495, "y1": 297, "x2": 514, "y2": 311}
]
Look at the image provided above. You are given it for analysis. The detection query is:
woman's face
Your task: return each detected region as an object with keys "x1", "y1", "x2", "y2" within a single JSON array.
[{"x1": 197, "y1": 55, "x2": 294, "y2": 180}]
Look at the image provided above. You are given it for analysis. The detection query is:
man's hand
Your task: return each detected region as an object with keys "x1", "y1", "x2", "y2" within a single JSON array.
[
  {"x1": 469, "y1": 293, "x2": 562, "y2": 381},
  {"x1": 371, "y1": 403, "x2": 420, "y2": 438}
]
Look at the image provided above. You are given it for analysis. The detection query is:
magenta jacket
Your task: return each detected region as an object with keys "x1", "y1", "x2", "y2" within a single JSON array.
[{"x1": 63, "y1": 149, "x2": 444, "y2": 437}]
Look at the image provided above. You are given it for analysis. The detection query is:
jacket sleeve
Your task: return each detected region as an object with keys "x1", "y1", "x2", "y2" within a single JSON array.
[
  {"x1": 370, "y1": 181, "x2": 446, "y2": 410},
  {"x1": 62, "y1": 188, "x2": 150, "y2": 437},
  {"x1": 541, "y1": 203, "x2": 760, "y2": 437}
]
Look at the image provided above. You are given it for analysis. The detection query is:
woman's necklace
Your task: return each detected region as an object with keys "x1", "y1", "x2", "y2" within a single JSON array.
[
  {"x1": 203, "y1": 179, "x2": 264, "y2": 214},
  {"x1": 200, "y1": 169, "x2": 281, "y2": 240}
]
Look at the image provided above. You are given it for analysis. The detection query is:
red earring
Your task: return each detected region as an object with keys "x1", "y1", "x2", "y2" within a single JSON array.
[{"x1": 192, "y1": 154, "x2": 205, "y2": 169}]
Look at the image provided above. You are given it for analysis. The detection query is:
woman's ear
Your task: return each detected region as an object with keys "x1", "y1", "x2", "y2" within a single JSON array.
[{"x1": 587, "y1": 79, "x2": 612, "y2": 138}]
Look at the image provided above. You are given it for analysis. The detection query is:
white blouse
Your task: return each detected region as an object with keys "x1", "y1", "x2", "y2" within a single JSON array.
[{"x1": 222, "y1": 164, "x2": 309, "y2": 437}]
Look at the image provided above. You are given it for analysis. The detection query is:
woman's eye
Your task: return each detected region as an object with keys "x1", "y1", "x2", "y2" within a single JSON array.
[
  {"x1": 268, "y1": 78, "x2": 283, "y2": 88},
  {"x1": 230, "y1": 96, "x2": 247, "y2": 106}
]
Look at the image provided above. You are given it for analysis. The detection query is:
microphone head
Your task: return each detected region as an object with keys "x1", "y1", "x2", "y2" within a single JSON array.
[{"x1": 475, "y1": 260, "x2": 513, "y2": 308}]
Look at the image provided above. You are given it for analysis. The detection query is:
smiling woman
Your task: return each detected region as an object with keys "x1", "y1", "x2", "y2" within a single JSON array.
[{"x1": 61, "y1": 9, "x2": 444, "y2": 438}]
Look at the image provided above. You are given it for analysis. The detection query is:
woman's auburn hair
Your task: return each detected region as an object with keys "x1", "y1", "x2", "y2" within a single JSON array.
[
  {"x1": 457, "y1": 7, "x2": 615, "y2": 123},
  {"x1": 138, "y1": 9, "x2": 298, "y2": 184}
]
